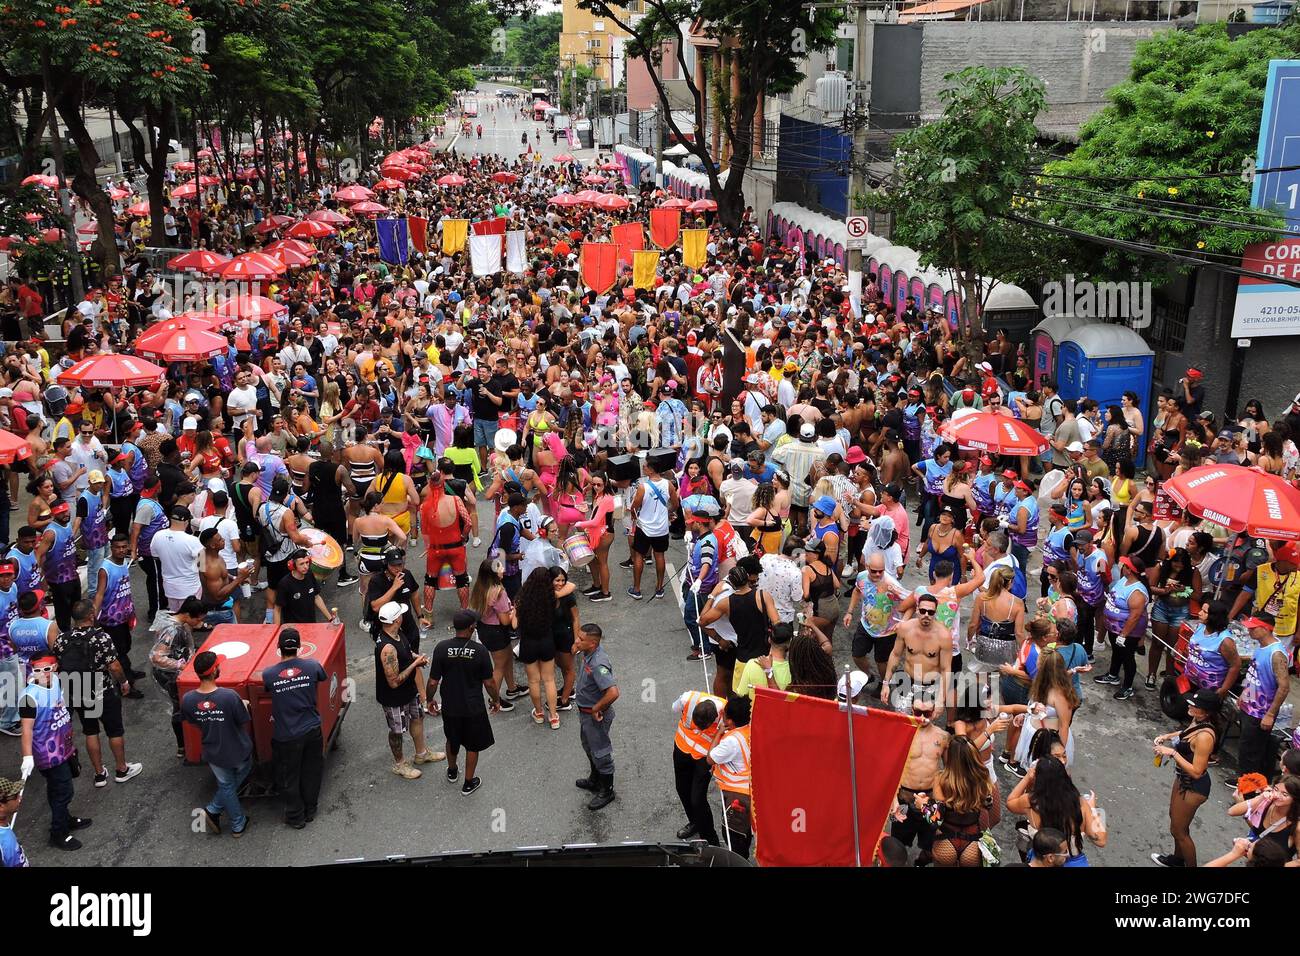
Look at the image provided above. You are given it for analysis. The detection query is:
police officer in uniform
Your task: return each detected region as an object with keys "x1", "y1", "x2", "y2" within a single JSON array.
[{"x1": 573, "y1": 622, "x2": 619, "y2": 810}]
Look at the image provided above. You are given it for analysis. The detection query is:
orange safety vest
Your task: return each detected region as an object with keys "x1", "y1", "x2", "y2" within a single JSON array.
[
  {"x1": 674, "y1": 691, "x2": 725, "y2": 758},
  {"x1": 711, "y1": 725, "x2": 752, "y2": 795}
]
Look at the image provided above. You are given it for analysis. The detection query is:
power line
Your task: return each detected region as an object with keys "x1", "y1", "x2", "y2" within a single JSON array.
[
  {"x1": 1016, "y1": 188, "x2": 1300, "y2": 241},
  {"x1": 1030, "y1": 163, "x2": 1300, "y2": 185}
]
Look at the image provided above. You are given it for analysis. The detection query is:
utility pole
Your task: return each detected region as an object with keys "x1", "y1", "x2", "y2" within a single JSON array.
[
  {"x1": 655, "y1": 101, "x2": 665, "y2": 187},
  {"x1": 41, "y1": 53, "x2": 85, "y2": 305},
  {"x1": 846, "y1": 3, "x2": 874, "y2": 304}
]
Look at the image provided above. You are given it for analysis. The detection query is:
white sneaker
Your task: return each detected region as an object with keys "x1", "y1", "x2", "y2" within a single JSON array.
[
  {"x1": 114, "y1": 762, "x2": 143, "y2": 784},
  {"x1": 471, "y1": 537, "x2": 482, "y2": 548}
]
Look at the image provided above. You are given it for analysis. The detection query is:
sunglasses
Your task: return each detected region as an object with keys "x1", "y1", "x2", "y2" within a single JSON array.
[
  {"x1": 916, "y1": 607, "x2": 936, "y2": 617},
  {"x1": 867, "y1": 568, "x2": 885, "y2": 575},
  {"x1": 30, "y1": 664, "x2": 56, "y2": 674}
]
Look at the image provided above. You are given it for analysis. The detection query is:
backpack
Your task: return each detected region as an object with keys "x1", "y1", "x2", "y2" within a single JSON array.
[
  {"x1": 57, "y1": 628, "x2": 100, "y2": 706},
  {"x1": 259, "y1": 502, "x2": 287, "y2": 560},
  {"x1": 1009, "y1": 556, "x2": 1029, "y2": 601}
]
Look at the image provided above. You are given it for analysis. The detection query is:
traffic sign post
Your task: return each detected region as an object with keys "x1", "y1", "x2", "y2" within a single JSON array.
[
  {"x1": 1252, "y1": 60, "x2": 1300, "y2": 234},
  {"x1": 845, "y1": 215, "x2": 870, "y2": 250}
]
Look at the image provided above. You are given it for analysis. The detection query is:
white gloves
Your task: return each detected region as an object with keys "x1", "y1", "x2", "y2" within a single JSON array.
[{"x1": 20, "y1": 756, "x2": 34, "y2": 779}]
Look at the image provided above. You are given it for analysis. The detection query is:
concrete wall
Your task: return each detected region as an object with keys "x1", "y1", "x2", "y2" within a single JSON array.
[{"x1": 916, "y1": 21, "x2": 1172, "y2": 123}]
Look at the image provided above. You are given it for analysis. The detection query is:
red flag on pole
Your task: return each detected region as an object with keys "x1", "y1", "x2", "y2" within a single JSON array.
[
  {"x1": 408, "y1": 216, "x2": 428, "y2": 255},
  {"x1": 750, "y1": 687, "x2": 919, "y2": 867},
  {"x1": 471, "y1": 216, "x2": 506, "y2": 236},
  {"x1": 580, "y1": 242, "x2": 618, "y2": 295},
  {"x1": 612, "y1": 221, "x2": 644, "y2": 267},
  {"x1": 649, "y1": 207, "x2": 681, "y2": 250}
]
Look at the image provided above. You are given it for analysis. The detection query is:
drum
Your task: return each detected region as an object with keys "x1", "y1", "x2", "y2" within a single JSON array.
[
  {"x1": 302, "y1": 529, "x2": 343, "y2": 582},
  {"x1": 564, "y1": 532, "x2": 595, "y2": 568}
]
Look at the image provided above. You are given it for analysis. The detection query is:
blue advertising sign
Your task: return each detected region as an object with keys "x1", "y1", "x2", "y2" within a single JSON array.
[{"x1": 1252, "y1": 60, "x2": 1300, "y2": 234}]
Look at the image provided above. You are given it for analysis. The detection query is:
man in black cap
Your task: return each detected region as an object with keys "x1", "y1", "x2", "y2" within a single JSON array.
[
  {"x1": 262, "y1": 627, "x2": 326, "y2": 828},
  {"x1": 425, "y1": 609, "x2": 499, "y2": 796},
  {"x1": 366, "y1": 547, "x2": 423, "y2": 649},
  {"x1": 273, "y1": 548, "x2": 339, "y2": 626}
]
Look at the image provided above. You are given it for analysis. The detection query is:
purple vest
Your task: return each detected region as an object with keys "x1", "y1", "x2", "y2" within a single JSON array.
[
  {"x1": 136, "y1": 498, "x2": 167, "y2": 557},
  {"x1": 1102, "y1": 577, "x2": 1148, "y2": 637},
  {"x1": 1183, "y1": 625, "x2": 1229, "y2": 690},
  {"x1": 98, "y1": 559, "x2": 135, "y2": 626},
  {"x1": 24, "y1": 680, "x2": 75, "y2": 770},
  {"x1": 44, "y1": 521, "x2": 78, "y2": 585}
]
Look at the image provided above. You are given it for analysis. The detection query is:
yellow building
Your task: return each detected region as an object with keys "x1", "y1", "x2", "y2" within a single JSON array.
[{"x1": 558, "y1": 0, "x2": 639, "y2": 86}]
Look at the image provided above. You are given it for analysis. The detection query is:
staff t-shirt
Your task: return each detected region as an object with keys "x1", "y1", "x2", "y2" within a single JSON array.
[
  {"x1": 261, "y1": 657, "x2": 326, "y2": 740},
  {"x1": 180, "y1": 686, "x2": 253, "y2": 768},
  {"x1": 427, "y1": 636, "x2": 492, "y2": 716}
]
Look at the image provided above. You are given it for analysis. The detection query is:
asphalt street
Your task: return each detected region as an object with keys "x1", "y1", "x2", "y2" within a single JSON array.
[{"x1": 2, "y1": 91, "x2": 1261, "y2": 867}]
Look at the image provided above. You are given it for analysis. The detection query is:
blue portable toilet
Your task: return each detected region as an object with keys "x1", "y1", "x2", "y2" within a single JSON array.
[
  {"x1": 1056, "y1": 323, "x2": 1154, "y2": 467},
  {"x1": 1029, "y1": 314, "x2": 1091, "y2": 392}
]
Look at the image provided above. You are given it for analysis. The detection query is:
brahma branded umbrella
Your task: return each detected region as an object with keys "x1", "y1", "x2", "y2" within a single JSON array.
[
  {"x1": 1164, "y1": 464, "x2": 1300, "y2": 542},
  {"x1": 940, "y1": 411, "x2": 1048, "y2": 456},
  {"x1": 57, "y1": 354, "x2": 167, "y2": 389},
  {"x1": 134, "y1": 322, "x2": 228, "y2": 361}
]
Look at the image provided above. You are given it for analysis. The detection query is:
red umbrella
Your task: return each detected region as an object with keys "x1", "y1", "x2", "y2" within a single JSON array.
[
  {"x1": 57, "y1": 354, "x2": 166, "y2": 388},
  {"x1": 174, "y1": 161, "x2": 196, "y2": 173},
  {"x1": 307, "y1": 209, "x2": 349, "y2": 225},
  {"x1": 549, "y1": 193, "x2": 584, "y2": 208},
  {"x1": 216, "y1": 295, "x2": 287, "y2": 322},
  {"x1": 106, "y1": 186, "x2": 131, "y2": 201},
  {"x1": 658, "y1": 197, "x2": 690, "y2": 209},
  {"x1": 350, "y1": 201, "x2": 388, "y2": 216},
  {"x1": 253, "y1": 214, "x2": 294, "y2": 235},
  {"x1": 134, "y1": 322, "x2": 229, "y2": 361},
  {"x1": 384, "y1": 166, "x2": 419, "y2": 182},
  {"x1": 574, "y1": 190, "x2": 605, "y2": 205},
  {"x1": 582, "y1": 173, "x2": 609, "y2": 185},
  {"x1": 267, "y1": 245, "x2": 312, "y2": 268},
  {"x1": 217, "y1": 252, "x2": 286, "y2": 281},
  {"x1": 167, "y1": 249, "x2": 231, "y2": 274},
  {"x1": 598, "y1": 162, "x2": 621, "y2": 172},
  {"x1": 286, "y1": 219, "x2": 336, "y2": 239},
  {"x1": 334, "y1": 185, "x2": 373, "y2": 203},
  {"x1": 372, "y1": 178, "x2": 404, "y2": 192},
  {"x1": 21, "y1": 174, "x2": 59, "y2": 189},
  {"x1": 687, "y1": 198, "x2": 717, "y2": 213},
  {"x1": 595, "y1": 194, "x2": 631, "y2": 211},
  {"x1": 436, "y1": 174, "x2": 467, "y2": 187},
  {"x1": 265, "y1": 238, "x2": 315, "y2": 257},
  {"x1": 491, "y1": 172, "x2": 519, "y2": 184},
  {"x1": 235, "y1": 168, "x2": 261, "y2": 182},
  {"x1": 0, "y1": 430, "x2": 33, "y2": 466},
  {"x1": 173, "y1": 311, "x2": 230, "y2": 329},
  {"x1": 197, "y1": 175, "x2": 221, "y2": 187},
  {"x1": 171, "y1": 182, "x2": 199, "y2": 199},
  {"x1": 126, "y1": 201, "x2": 151, "y2": 217},
  {"x1": 77, "y1": 221, "x2": 99, "y2": 236},
  {"x1": 552, "y1": 154, "x2": 575, "y2": 163},
  {"x1": 940, "y1": 411, "x2": 1048, "y2": 456},
  {"x1": 1164, "y1": 465, "x2": 1300, "y2": 542}
]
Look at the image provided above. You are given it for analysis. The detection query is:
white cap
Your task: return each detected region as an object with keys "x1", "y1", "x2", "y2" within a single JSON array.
[
  {"x1": 206, "y1": 478, "x2": 225, "y2": 493},
  {"x1": 978, "y1": 362, "x2": 992, "y2": 372},
  {"x1": 1066, "y1": 440, "x2": 1084, "y2": 453},
  {"x1": 377, "y1": 601, "x2": 408, "y2": 624},
  {"x1": 182, "y1": 417, "x2": 198, "y2": 430},
  {"x1": 837, "y1": 670, "x2": 870, "y2": 701},
  {"x1": 800, "y1": 423, "x2": 816, "y2": 440}
]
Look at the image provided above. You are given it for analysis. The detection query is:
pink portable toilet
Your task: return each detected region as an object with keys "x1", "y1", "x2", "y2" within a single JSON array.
[{"x1": 1029, "y1": 314, "x2": 1090, "y2": 391}]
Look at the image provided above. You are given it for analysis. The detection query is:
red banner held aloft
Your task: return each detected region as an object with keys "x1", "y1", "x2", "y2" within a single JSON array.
[
  {"x1": 649, "y1": 207, "x2": 681, "y2": 250},
  {"x1": 612, "y1": 221, "x2": 644, "y2": 267},
  {"x1": 408, "y1": 216, "x2": 428, "y2": 255},
  {"x1": 471, "y1": 216, "x2": 506, "y2": 236},
  {"x1": 581, "y1": 242, "x2": 618, "y2": 295},
  {"x1": 750, "y1": 687, "x2": 919, "y2": 867}
]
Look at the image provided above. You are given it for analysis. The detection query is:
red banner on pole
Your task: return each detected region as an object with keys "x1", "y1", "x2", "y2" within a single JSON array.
[
  {"x1": 649, "y1": 207, "x2": 681, "y2": 250},
  {"x1": 471, "y1": 216, "x2": 506, "y2": 236},
  {"x1": 750, "y1": 687, "x2": 919, "y2": 867},
  {"x1": 580, "y1": 242, "x2": 618, "y2": 295},
  {"x1": 612, "y1": 221, "x2": 644, "y2": 267},
  {"x1": 408, "y1": 216, "x2": 428, "y2": 255}
]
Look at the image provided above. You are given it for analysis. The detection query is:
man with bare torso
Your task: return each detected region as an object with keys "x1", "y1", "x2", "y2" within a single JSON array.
[
  {"x1": 890, "y1": 694, "x2": 949, "y2": 866},
  {"x1": 881, "y1": 592, "x2": 953, "y2": 713}
]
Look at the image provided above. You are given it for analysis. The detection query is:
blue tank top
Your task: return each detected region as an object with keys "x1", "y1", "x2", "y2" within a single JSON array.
[
  {"x1": 922, "y1": 458, "x2": 952, "y2": 497},
  {"x1": 1042, "y1": 526, "x2": 1074, "y2": 565},
  {"x1": 121, "y1": 440, "x2": 148, "y2": 490},
  {"x1": 97, "y1": 559, "x2": 136, "y2": 626},
  {"x1": 22, "y1": 679, "x2": 75, "y2": 770},
  {"x1": 9, "y1": 547, "x2": 43, "y2": 596},
  {"x1": 994, "y1": 484, "x2": 1017, "y2": 521},
  {"x1": 689, "y1": 532, "x2": 720, "y2": 593},
  {"x1": 1239, "y1": 642, "x2": 1286, "y2": 720},
  {"x1": 972, "y1": 473, "x2": 997, "y2": 514},
  {"x1": 1075, "y1": 549, "x2": 1108, "y2": 606},
  {"x1": 1102, "y1": 577, "x2": 1148, "y2": 637},
  {"x1": 79, "y1": 488, "x2": 110, "y2": 550},
  {"x1": 9, "y1": 616, "x2": 49, "y2": 663},
  {"x1": 1011, "y1": 496, "x2": 1039, "y2": 548},
  {"x1": 1184, "y1": 624, "x2": 1229, "y2": 690},
  {"x1": 44, "y1": 521, "x2": 78, "y2": 585},
  {"x1": 136, "y1": 498, "x2": 167, "y2": 557},
  {"x1": 109, "y1": 467, "x2": 133, "y2": 499},
  {"x1": 902, "y1": 403, "x2": 922, "y2": 442}
]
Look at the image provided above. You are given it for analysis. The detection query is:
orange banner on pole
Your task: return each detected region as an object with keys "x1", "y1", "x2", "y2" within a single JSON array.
[
  {"x1": 649, "y1": 207, "x2": 681, "y2": 250},
  {"x1": 682, "y1": 228, "x2": 708, "y2": 270},
  {"x1": 750, "y1": 687, "x2": 919, "y2": 867},
  {"x1": 580, "y1": 242, "x2": 618, "y2": 295},
  {"x1": 632, "y1": 250, "x2": 660, "y2": 290},
  {"x1": 612, "y1": 221, "x2": 644, "y2": 267}
]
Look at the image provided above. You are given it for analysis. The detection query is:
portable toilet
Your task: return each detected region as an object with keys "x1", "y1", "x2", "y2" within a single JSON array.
[
  {"x1": 1029, "y1": 314, "x2": 1091, "y2": 391},
  {"x1": 982, "y1": 284, "x2": 1041, "y2": 355},
  {"x1": 1056, "y1": 323, "x2": 1154, "y2": 467}
]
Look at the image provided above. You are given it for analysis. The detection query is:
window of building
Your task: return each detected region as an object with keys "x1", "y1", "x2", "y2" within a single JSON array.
[{"x1": 836, "y1": 39, "x2": 854, "y2": 74}]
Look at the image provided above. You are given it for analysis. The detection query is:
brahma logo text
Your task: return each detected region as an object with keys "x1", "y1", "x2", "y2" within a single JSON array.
[{"x1": 50, "y1": 887, "x2": 152, "y2": 936}]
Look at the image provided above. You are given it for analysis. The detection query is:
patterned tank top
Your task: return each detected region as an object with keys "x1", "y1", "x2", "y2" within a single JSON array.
[{"x1": 24, "y1": 680, "x2": 75, "y2": 770}]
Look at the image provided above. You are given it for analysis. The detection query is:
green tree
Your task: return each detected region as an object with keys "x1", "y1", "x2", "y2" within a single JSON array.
[
  {"x1": 1040, "y1": 24, "x2": 1300, "y2": 283},
  {"x1": 579, "y1": 0, "x2": 839, "y2": 232},
  {"x1": 506, "y1": 11, "x2": 560, "y2": 72},
  {"x1": 878, "y1": 65, "x2": 1062, "y2": 344},
  {"x1": 0, "y1": 184, "x2": 73, "y2": 281}
]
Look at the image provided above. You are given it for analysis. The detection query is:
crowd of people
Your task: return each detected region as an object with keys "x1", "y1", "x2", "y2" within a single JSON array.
[{"x1": 0, "y1": 93, "x2": 1298, "y2": 869}]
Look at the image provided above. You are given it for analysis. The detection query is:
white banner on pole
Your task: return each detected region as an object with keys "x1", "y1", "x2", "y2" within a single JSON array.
[
  {"x1": 470, "y1": 234, "x2": 502, "y2": 276},
  {"x1": 506, "y1": 230, "x2": 527, "y2": 274}
]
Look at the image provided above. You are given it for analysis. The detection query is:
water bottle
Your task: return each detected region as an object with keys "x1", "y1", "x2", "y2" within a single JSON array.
[{"x1": 1277, "y1": 702, "x2": 1294, "y2": 734}]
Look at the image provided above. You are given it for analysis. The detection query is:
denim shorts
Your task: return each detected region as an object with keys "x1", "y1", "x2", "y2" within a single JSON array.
[
  {"x1": 1151, "y1": 600, "x2": 1190, "y2": 627},
  {"x1": 473, "y1": 417, "x2": 499, "y2": 448}
]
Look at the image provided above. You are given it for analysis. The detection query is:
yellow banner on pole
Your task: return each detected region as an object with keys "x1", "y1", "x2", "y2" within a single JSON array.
[
  {"x1": 682, "y1": 228, "x2": 708, "y2": 270},
  {"x1": 441, "y1": 218, "x2": 469, "y2": 255},
  {"x1": 632, "y1": 250, "x2": 660, "y2": 290}
]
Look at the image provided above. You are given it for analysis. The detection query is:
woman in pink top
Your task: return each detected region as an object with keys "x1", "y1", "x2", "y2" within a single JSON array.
[
  {"x1": 469, "y1": 558, "x2": 525, "y2": 705},
  {"x1": 576, "y1": 472, "x2": 618, "y2": 601}
]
